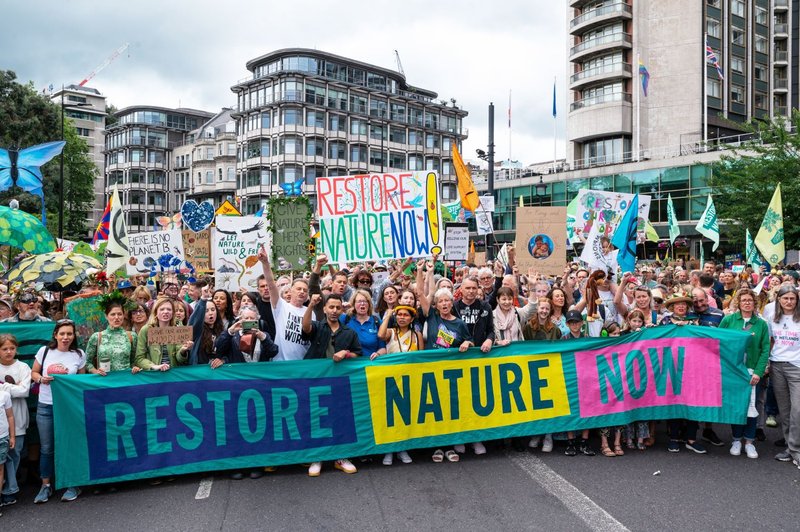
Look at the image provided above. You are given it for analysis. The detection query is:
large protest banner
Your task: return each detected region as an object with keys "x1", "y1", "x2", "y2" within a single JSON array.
[
  {"x1": 182, "y1": 229, "x2": 211, "y2": 272},
  {"x1": 316, "y1": 171, "x2": 443, "y2": 262},
  {"x1": 573, "y1": 190, "x2": 651, "y2": 243},
  {"x1": 53, "y1": 326, "x2": 750, "y2": 487},
  {"x1": 213, "y1": 216, "x2": 268, "y2": 292},
  {"x1": 515, "y1": 207, "x2": 567, "y2": 277},
  {"x1": 126, "y1": 229, "x2": 186, "y2": 276},
  {"x1": 0, "y1": 322, "x2": 55, "y2": 365},
  {"x1": 268, "y1": 197, "x2": 312, "y2": 271}
]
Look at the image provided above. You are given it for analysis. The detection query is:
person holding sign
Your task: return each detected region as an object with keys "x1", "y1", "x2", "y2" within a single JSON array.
[
  {"x1": 134, "y1": 297, "x2": 193, "y2": 371},
  {"x1": 30, "y1": 320, "x2": 86, "y2": 503},
  {"x1": 85, "y1": 291, "x2": 139, "y2": 376},
  {"x1": 258, "y1": 245, "x2": 311, "y2": 361},
  {"x1": 187, "y1": 287, "x2": 225, "y2": 368}
]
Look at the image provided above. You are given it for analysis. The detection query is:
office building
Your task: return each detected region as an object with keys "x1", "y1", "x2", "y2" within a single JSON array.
[{"x1": 230, "y1": 48, "x2": 468, "y2": 214}]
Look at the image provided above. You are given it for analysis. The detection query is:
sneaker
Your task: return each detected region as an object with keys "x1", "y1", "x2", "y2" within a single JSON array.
[
  {"x1": 579, "y1": 440, "x2": 596, "y2": 456},
  {"x1": 766, "y1": 415, "x2": 778, "y2": 427},
  {"x1": 745, "y1": 443, "x2": 759, "y2": 459},
  {"x1": 793, "y1": 459, "x2": 800, "y2": 470},
  {"x1": 775, "y1": 450, "x2": 792, "y2": 462},
  {"x1": 382, "y1": 453, "x2": 393, "y2": 466},
  {"x1": 1, "y1": 494, "x2": 17, "y2": 507},
  {"x1": 34, "y1": 484, "x2": 52, "y2": 504},
  {"x1": 702, "y1": 428, "x2": 724, "y2": 447},
  {"x1": 453, "y1": 444, "x2": 465, "y2": 454},
  {"x1": 730, "y1": 440, "x2": 742, "y2": 456},
  {"x1": 308, "y1": 462, "x2": 322, "y2": 477},
  {"x1": 667, "y1": 440, "x2": 681, "y2": 453},
  {"x1": 685, "y1": 441, "x2": 707, "y2": 454},
  {"x1": 335, "y1": 459, "x2": 357, "y2": 474},
  {"x1": 528, "y1": 436, "x2": 541, "y2": 449},
  {"x1": 60, "y1": 487, "x2": 81, "y2": 502},
  {"x1": 755, "y1": 428, "x2": 767, "y2": 442},
  {"x1": 230, "y1": 472, "x2": 244, "y2": 480},
  {"x1": 541, "y1": 434, "x2": 553, "y2": 453},
  {"x1": 564, "y1": 440, "x2": 577, "y2": 456},
  {"x1": 249, "y1": 470, "x2": 263, "y2": 479},
  {"x1": 397, "y1": 451, "x2": 412, "y2": 464},
  {"x1": 472, "y1": 442, "x2": 487, "y2": 455}
]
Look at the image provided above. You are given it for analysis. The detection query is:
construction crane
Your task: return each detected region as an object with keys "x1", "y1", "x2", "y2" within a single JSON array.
[
  {"x1": 78, "y1": 42, "x2": 130, "y2": 86},
  {"x1": 394, "y1": 50, "x2": 405, "y2": 76}
]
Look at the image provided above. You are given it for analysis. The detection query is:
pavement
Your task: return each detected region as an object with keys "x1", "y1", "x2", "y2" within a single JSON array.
[{"x1": 3, "y1": 425, "x2": 799, "y2": 531}]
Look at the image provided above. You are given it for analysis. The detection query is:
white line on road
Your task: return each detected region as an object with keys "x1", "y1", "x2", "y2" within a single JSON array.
[
  {"x1": 509, "y1": 452, "x2": 630, "y2": 532},
  {"x1": 195, "y1": 477, "x2": 214, "y2": 500}
]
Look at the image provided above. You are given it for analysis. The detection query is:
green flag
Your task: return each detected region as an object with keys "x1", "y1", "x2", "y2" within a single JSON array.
[
  {"x1": 695, "y1": 194, "x2": 719, "y2": 251},
  {"x1": 667, "y1": 194, "x2": 680, "y2": 245},
  {"x1": 754, "y1": 183, "x2": 784, "y2": 266},
  {"x1": 746, "y1": 229, "x2": 761, "y2": 267}
]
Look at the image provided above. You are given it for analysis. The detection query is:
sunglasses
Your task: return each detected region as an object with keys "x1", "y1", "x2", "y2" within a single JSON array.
[{"x1": 56, "y1": 319, "x2": 74, "y2": 325}]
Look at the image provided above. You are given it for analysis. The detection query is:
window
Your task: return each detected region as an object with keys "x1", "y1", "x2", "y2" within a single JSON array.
[
  {"x1": 350, "y1": 145, "x2": 367, "y2": 163},
  {"x1": 424, "y1": 111, "x2": 439, "y2": 129},
  {"x1": 426, "y1": 134, "x2": 440, "y2": 149},
  {"x1": 408, "y1": 130, "x2": 423, "y2": 146},
  {"x1": 425, "y1": 157, "x2": 440, "y2": 171},
  {"x1": 369, "y1": 124, "x2": 386, "y2": 141},
  {"x1": 390, "y1": 126, "x2": 406, "y2": 144},
  {"x1": 390, "y1": 103, "x2": 406, "y2": 122},
  {"x1": 706, "y1": 0, "x2": 719, "y2": 6},
  {"x1": 306, "y1": 110, "x2": 325, "y2": 128},
  {"x1": 205, "y1": 171, "x2": 213, "y2": 184},
  {"x1": 261, "y1": 112, "x2": 271, "y2": 129},
  {"x1": 442, "y1": 137, "x2": 453, "y2": 153},
  {"x1": 731, "y1": 0, "x2": 745, "y2": 17},
  {"x1": 731, "y1": 85, "x2": 745, "y2": 104},
  {"x1": 306, "y1": 138, "x2": 324, "y2": 157},
  {"x1": 731, "y1": 26, "x2": 744, "y2": 46},
  {"x1": 707, "y1": 79, "x2": 721, "y2": 98},
  {"x1": 305, "y1": 84, "x2": 326, "y2": 106},
  {"x1": 370, "y1": 149, "x2": 386, "y2": 167},
  {"x1": 350, "y1": 118, "x2": 367, "y2": 135},
  {"x1": 754, "y1": 64, "x2": 768, "y2": 82},
  {"x1": 755, "y1": 6, "x2": 768, "y2": 25},
  {"x1": 369, "y1": 98, "x2": 387, "y2": 118},
  {"x1": 327, "y1": 89, "x2": 347, "y2": 111},
  {"x1": 706, "y1": 19, "x2": 720, "y2": 39},
  {"x1": 755, "y1": 91, "x2": 768, "y2": 110},
  {"x1": 218, "y1": 168, "x2": 223, "y2": 182},
  {"x1": 349, "y1": 94, "x2": 367, "y2": 114},
  {"x1": 441, "y1": 184, "x2": 457, "y2": 202},
  {"x1": 389, "y1": 152, "x2": 405, "y2": 169},
  {"x1": 367, "y1": 72, "x2": 386, "y2": 91},
  {"x1": 755, "y1": 35, "x2": 767, "y2": 54},
  {"x1": 328, "y1": 141, "x2": 346, "y2": 160},
  {"x1": 227, "y1": 167, "x2": 235, "y2": 181},
  {"x1": 281, "y1": 108, "x2": 301, "y2": 126},
  {"x1": 408, "y1": 155, "x2": 423, "y2": 170},
  {"x1": 731, "y1": 56, "x2": 744, "y2": 74},
  {"x1": 76, "y1": 127, "x2": 91, "y2": 136},
  {"x1": 206, "y1": 148, "x2": 214, "y2": 160},
  {"x1": 328, "y1": 113, "x2": 345, "y2": 132}
]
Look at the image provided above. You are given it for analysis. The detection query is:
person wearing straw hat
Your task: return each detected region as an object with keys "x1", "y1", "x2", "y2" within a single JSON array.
[{"x1": 659, "y1": 292, "x2": 697, "y2": 327}]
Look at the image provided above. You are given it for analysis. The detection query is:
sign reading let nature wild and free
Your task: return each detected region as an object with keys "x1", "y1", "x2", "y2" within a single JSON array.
[
  {"x1": 52, "y1": 326, "x2": 751, "y2": 488},
  {"x1": 212, "y1": 216, "x2": 268, "y2": 292},
  {"x1": 316, "y1": 171, "x2": 444, "y2": 262}
]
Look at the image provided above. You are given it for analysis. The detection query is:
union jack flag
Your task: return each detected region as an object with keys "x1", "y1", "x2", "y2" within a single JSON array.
[{"x1": 705, "y1": 41, "x2": 724, "y2": 80}]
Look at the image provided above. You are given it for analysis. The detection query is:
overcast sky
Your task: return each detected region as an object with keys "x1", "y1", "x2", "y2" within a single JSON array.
[{"x1": 4, "y1": 0, "x2": 567, "y2": 166}]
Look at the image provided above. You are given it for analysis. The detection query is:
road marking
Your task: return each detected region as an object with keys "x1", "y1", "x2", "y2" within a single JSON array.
[
  {"x1": 509, "y1": 452, "x2": 629, "y2": 532},
  {"x1": 195, "y1": 477, "x2": 213, "y2": 500}
]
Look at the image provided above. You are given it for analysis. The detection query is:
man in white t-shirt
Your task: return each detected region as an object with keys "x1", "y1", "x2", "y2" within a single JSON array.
[{"x1": 258, "y1": 245, "x2": 310, "y2": 361}]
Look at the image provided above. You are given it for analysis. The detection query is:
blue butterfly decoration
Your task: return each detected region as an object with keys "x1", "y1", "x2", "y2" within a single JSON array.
[
  {"x1": 280, "y1": 178, "x2": 304, "y2": 196},
  {"x1": 0, "y1": 141, "x2": 66, "y2": 224}
]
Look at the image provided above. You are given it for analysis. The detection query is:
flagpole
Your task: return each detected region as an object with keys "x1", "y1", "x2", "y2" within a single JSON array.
[
  {"x1": 635, "y1": 52, "x2": 641, "y2": 162},
  {"x1": 552, "y1": 76, "x2": 557, "y2": 173},
  {"x1": 508, "y1": 89, "x2": 512, "y2": 163},
  {"x1": 703, "y1": 32, "x2": 708, "y2": 149}
]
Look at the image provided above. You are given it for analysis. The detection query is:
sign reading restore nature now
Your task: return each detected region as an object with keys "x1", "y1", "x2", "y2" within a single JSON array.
[
  {"x1": 51, "y1": 326, "x2": 751, "y2": 487},
  {"x1": 315, "y1": 171, "x2": 443, "y2": 262}
]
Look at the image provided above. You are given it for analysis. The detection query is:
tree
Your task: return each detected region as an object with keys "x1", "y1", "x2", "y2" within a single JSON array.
[
  {"x1": 708, "y1": 112, "x2": 800, "y2": 250},
  {"x1": 0, "y1": 70, "x2": 96, "y2": 239}
]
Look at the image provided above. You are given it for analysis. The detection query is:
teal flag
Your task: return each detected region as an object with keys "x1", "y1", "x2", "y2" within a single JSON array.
[
  {"x1": 52, "y1": 326, "x2": 751, "y2": 488},
  {"x1": 746, "y1": 229, "x2": 761, "y2": 267},
  {"x1": 610, "y1": 194, "x2": 638, "y2": 274},
  {"x1": 667, "y1": 194, "x2": 680, "y2": 245},
  {"x1": 0, "y1": 321, "x2": 55, "y2": 365},
  {"x1": 695, "y1": 194, "x2": 720, "y2": 251}
]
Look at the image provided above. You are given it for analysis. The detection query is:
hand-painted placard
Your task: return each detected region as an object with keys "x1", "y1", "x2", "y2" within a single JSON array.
[
  {"x1": 52, "y1": 326, "x2": 751, "y2": 488},
  {"x1": 444, "y1": 223, "x2": 469, "y2": 261},
  {"x1": 126, "y1": 229, "x2": 186, "y2": 276},
  {"x1": 268, "y1": 197, "x2": 312, "y2": 271},
  {"x1": 213, "y1": 216, "x2": 268, "y2": 292},
  {"x1": 146, "y1": 326, "x2": 192, "y2": 346},
  {"x1": 316, "y1": 171, "x2": 443, "y2": 262},
  {"x1": 182, "y1": 229, "x2": 211, "y2": 272},
  {"x1": 573, "y1": 189, "x2": 651, "y2": 244},
  {"x1": 65, "y1": 294, "x2": 107, "y2": 350},
  {"x1": 515, "y1": 207, "x2": 567, "y2": 277}
]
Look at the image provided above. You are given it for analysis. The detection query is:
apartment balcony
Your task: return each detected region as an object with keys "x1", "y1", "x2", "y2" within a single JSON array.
[
  {"x1": 775, "y1": 0, "x2": 789, "y2": 11},
  {"x1": 570, "y1": 3, "x2": 632, "y2": 35},
  {"x1": 570, "y1": 62, "x2": 632, "y2": 91},
  {"x1": 774, "y1": 77, "x2": 788, "y2": 91},
  {"x1": 775, "y1": 23, "x2": 789, "y2": 37},
  {"x1": 567, "y1": 93, "x2": 633, "y2": 143},
  {"x1": 570, "y1": 91, "x2": 632, "y2": 112},
  {"x1": 570, "y1": 32, "x2": 632, "y2": 62},
  {"x1": 775, "y1": 50, "x2": 789, "y2": 64}
]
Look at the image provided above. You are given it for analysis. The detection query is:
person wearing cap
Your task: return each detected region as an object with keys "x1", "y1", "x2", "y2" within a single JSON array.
[
  {"x1": 562, "y1": 310, "x2": 586, "y2": 339},
  {"x1": 650, "y1": 287, "x2": 667, "y2": 321},
  {"x1": 0, "y1": 299, "x2": 13, "y2": 321},
  {"x1": 116, "y1": 279, "x2": 135, "y2": 298},
  {"x1": 3, "y1": 292, "x2": 51, "y2": 322},
  {"x1": 641, "y1": 267, "x2": 657, "y2": 289},
  {"x1": 659, "y1": 291, "x2": 706, "y2": 454}
]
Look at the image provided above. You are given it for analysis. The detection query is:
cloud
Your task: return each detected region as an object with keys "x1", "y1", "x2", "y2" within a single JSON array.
[{"x1": 3, "y1": 0, "x2": 567, "y2": 163}]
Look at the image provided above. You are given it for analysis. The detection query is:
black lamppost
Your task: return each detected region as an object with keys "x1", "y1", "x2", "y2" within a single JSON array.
[
  {"x1": 59, "y1": 86, "x2": 91, "y2": 240},
  {"x1": 475, "y1": 103, "x2": 495, "y2": 259},
  {"x1": 534, "y1": 175, "x2": 547, "y2": 205}
]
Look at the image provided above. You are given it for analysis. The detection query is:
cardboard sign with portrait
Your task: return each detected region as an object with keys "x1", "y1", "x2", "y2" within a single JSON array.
[{"x1": 514, "y1": 207, "x2": 567, "y2": 277}]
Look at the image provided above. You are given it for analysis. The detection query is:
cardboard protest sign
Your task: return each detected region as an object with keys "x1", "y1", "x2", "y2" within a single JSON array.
[
  {"x1": 444, "y1": 223, "x2": 469, "y2": 261},
  {"x1": 316, "y1": 171, "x2": 443, "y2": 262},
  {"x1": 126, "y1": 229, "x2": 186, "y2": 276},
  {"x1": 515, "y1": 207, "x2": 567, "y2": 277},
  {"x1": 182, "y1": 229, "x2": 211, "y2": 272},
  {"x1": 65, "y1": 294, "x2": 107, "y2": 350},
  {"x1": 573, "y1": 189, "x2": 651, "y2": 244},
  {"x1": 475, "y1": 209, "x2": 494, "y2": 236},
  {"x1": 146, "y1": 326, "x2": 193, "y2": 346},
  {"x1": 268, "y1": 197, "x2": 312, "y2": 271},
  {"x1": 213, "y1": 216, "x2": 267, "y2": 292}
]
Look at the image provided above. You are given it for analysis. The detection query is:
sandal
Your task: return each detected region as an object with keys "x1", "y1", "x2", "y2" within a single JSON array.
[
  {"x1": 614, "y1": 445, "x2": 625, "y2": 456},
  {"x1": 445, "y1": 449, "x2": 460, "y2": 462},
  {"x1": 432, "y1": 449, "x2": 444, "y2": 463},
  {"x1": 601, "y1": 446, "x2": 617, "y2": 457}
]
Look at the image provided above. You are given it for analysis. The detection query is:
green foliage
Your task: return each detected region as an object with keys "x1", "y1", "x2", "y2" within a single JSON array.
[
  {"x1": 709, "y1": 112, "x2": 800, "y2": 249},
  {"x1": 0, "y1": 71, "x2": 96, "y2": 240}
]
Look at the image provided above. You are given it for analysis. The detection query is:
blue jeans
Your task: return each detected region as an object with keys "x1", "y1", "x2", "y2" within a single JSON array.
[
  {"x1": 731, "y1": 418, "x2": 757, "y2": 442},
  {"x1": 36, "y1": 403, "x2": 54, "y2": 481},
  {"x1": 2, "y1": 434, "x2": 24, "y2": 495}
]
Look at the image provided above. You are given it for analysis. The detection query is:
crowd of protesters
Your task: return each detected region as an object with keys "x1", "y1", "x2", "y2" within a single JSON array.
[{"x1": 0, "y1": 244, "x2": 798, "y2": 516}]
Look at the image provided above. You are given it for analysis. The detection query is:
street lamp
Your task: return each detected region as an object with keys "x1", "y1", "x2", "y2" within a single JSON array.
[
  {"x1": 534, "y1": 175, "x2": 547, "y2": 204},
  {"x1": 475, "y1": 103, "x2": 495, "y2": 260},
  {"x1": 59, "y1": 87, "x2": 92, "y2": 241}
]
